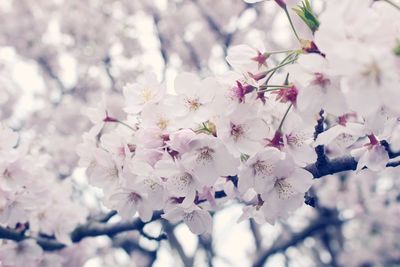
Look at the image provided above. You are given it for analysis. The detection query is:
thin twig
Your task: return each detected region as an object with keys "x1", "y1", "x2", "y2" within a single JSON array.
[
  {"x1": 253, "y1": 217, "x2": 344, "y2": 267},
  {"x1": 0, "y1": 212, "x2": 162, "y2": 251},
  {"x1": 383, "y1": 0, "x2": 400, "y2": 10},
  {"x1": 163, "y1": 222, "x2": 194, "y2": 267}
]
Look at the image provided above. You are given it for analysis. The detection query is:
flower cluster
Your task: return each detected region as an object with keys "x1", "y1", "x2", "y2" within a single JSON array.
[
  {"x1": 77, "y1": 0, "x2": 400, "y2": 235},
  {"x1": 0, "y1": 125, "x2": 87, "y2": 244}
]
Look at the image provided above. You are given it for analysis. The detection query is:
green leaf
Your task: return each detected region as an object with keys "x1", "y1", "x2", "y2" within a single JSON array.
[
  {"x1": 240, "y1": 154, "x2": 250, "y2": 162},
  {"x1": 292, "y1": 0, "x2": 320, "y2": 34},
  {"x1": 394, "y1": 39, "x2": 400, "y2": 56}
]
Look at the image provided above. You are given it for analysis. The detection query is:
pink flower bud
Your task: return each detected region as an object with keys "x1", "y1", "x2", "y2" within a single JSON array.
[{"x1": 274, "y1": 0, "x2": 286, "y2": 9}]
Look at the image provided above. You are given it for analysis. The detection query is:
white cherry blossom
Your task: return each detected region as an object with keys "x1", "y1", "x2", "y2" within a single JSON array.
[
  {"x1": 351, "y1": 135, "x2": 390, "y2": 172},
  {"x1": 181, "y1": 134, "x2": 239, "y2": 186},
  {"x1": 259, "y1": 156, "x2": 313, "y2": 223},
  {"x1": 167, "y1": 73, "x2": 218, "y2": 128},
  {"x1": 123, "y1": 72, "x2": 165, "y2": 114},
  {"x1": 289, "y1": 54, "x2": 347, "y2": 117},
  {"x1": 163, "y1": 204, "x2": 212, "y2": 235},
  {"x1": 216, "y1": 104, "x2": 269, "y2": 156},
  {"x1": 238, "y1": 147, "x2": 285, "y2": 194},
  {"x1": 226, "y1": 44, "x2": 268, "y2": 74}
]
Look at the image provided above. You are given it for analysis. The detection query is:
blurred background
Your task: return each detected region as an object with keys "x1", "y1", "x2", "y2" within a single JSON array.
[{"x1": 0, "y1": 0, "x2": 399, "y2": 266}]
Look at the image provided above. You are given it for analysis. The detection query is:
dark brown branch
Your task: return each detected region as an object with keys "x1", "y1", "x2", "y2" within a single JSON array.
[
  {"x1": 163, "y1": 221, "x2": 194, "y2": 267},
  {"x1": 223, "y1": 3, "x2": 253, "y2": 53},
  {"x1": 103, "y1": 55, "x2": 116, "y2": 91},
  {"x1": 89, "y1": 210, "x2": 118, "y2": 223},
  {"x1": 305, "y1": 156, "x2": 400, "y2": 179},
  {"x1": 199, "y1": 234, "x2": 214, "y2": 267},
  {"x1": 37, "y1": 57, "x2": 66, "y2": 93},
  {"x1": 2, "y1": 139, "x2": 399, "y2": 252},
  {"x1": 304, "y1": 155, "x2": 357, "y2": 178},
  {"x1": 113, "y1": 236, "x2": 158, "y2": 267},
  {"x1": 183, "y1": 40, "x2": 202, "y2": 71},
  {"x1": 139, "y1": 227, "x2": 167, "y2": 242},
  {"x1": 212, "y1": 155, "x2": 400, "y2": 202},
  {"x1": 381, "y1": 140, "x2": 400, "y2": 158},
  {"x1": 0, "y1": 226, "x2": 25, "y2": 242},
  {"x1": 191, "y1": 0, "x2": 253, "y2": 57},
  {"x1": 249, "y1": 219, "x2": 262, "y2": 250},
  {"x1": 0, "y1": 212, "x2": 162, "y2": 251},
  {"x1": 252, "y1": 217, "x2": 344, "y2": 267},
  {"x1": 152, "y1": 12, "x2": 169, "y2": 78},
  {"x1": 191, "y1": 0, "x2": 225, "y2": 40},
  {"x1": 305, "y1": 139, "x2": 400, "y2": 179},
  {"x1": 314, "y1": 110, "x2": 327, "y2": 164}
]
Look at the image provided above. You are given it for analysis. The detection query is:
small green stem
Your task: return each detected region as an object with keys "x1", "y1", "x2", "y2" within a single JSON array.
[
  {"x1": 264, "y1": 52, "x2": 297, "y2": 85},
  {"x1": 383, "y1": 0, "x2": 400, "y2": 10},
  {"x1": 265, "y1": 58, "x2": 297, "y2": 75},
  {"x1": 278, "y1": 104, "x2": 293, "y2": 131},
  {"x1": 260, "y1": 88, "x2": 284, "y2": 93},
  {"x1": 119, "y1": 121, "x2": 136, "y2": 131},
  {"x1": 283, "y1": 7, "x2": 301, "y2": 42},
  {"x1": 267, "y1": 49, "x2": 298, "y2": 55},
  {"x1": 106, "y1": 119, "x2": 136, "y2": 131},
  {"x1": 265, "y1": 84, "x2": 289, "y2": 87},
  {"x1": 259, "y1": 85, "x2": 291, "y2": 93},
  {"x1": 284, "y1": 73, "x2": 290, "y2": 85},
  {"x1": 263, "y1": 85, "x2": 291, "y2": 88}
]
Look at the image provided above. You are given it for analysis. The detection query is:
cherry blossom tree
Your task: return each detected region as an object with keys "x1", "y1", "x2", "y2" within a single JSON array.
[{"x1": 1, "y1": 0, "x2": 400, "y2": 266}]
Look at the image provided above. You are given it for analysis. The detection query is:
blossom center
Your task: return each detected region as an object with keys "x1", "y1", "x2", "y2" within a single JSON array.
[
  {"x1": 157, "y1": 118, "x2": 169, "y2": 130},
  {"x1": 128, "y1": 192, "x2": 142, "y2": 203},
  {"x1": 230, "y1": 123, "x2": 245, "y2": 141},
  {"x1": 183, "y1": 211, "x2": 195, "y2": 221},
  {"x1": 251, "y1": 51, "x2": 268, "y2": 67},
  {"x1": 361, "y1": 61, "x2": 381, "y2": 85},
  {"x1": 140, "y1": 88, "x2": 153, "y2": 102},
  {"x1": 2, "y1": 169, "x2": 12, "y2": 179},
  {"x1": 312, "y1": 72, "x2": 330, "y2": 88},
  {"x1": 145, "y1": 178, "x2": 159, "y2": 190},
  {"x1": 171, "y1": 172, "x2": 193, "y2": 191},
  {"x1": 106, "y1": 166, "x2": 119, "y2": 179},
  {"x1": 274, "y1": 178, "x2": 295, "y2": 200},
  {"x1": 186, "y1": 98, "x2": 201, "y2": 111},
  {"x1": 286, "y1": 133, "x2": 304, "y2": 148},
  {"x1": 197, "y1": 146, "x2": 215, "y2": 163},
  {"x1": 252, "y1": 160, "x2": 273, "y2": 177}
]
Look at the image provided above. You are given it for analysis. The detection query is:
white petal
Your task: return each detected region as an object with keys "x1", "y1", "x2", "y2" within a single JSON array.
[
  {"x1": 185, "y1": 209, "x2": 212, "y2": 235},
  {"x1": 286, "y1": 168, "x2": 314, "y2": 193},
  {"x1": 365, "y1": 145, "x2": 389, "y2": 171},
  {"x1": 213, "y1": 143, "x2": 239, "y2": 176},
  {"x1": 175, "y1": 72, "x2": 200, "y2": 95},
  {"x1": 162, "y1": 207, "x2": 185, "y2": 224}
]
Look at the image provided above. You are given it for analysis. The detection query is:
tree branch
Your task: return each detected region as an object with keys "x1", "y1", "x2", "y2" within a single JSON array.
[
  {"x1": 252, "y1": 217, "x2": 344, "y2": 267},
  {"x1": 103, "y1": 55, "x2": 117, "y2": 91},
  {"x1": 113, "y1": 236, "x2": 158, "y2": 267},
  {"x1": 163, "y1": 221, "x2": 194, "y2": 267},
  {"x1": 183, "y1": 40, "x2": 202, "y2": 71},
  {"x1": 0, "y1": 212, "x2": 162, "y2": 251},
  {"x1": 89, "y1": 210, "x2": 118, "y2": 223},
  {"x1": 191, "y1": 0, "x2": 225, "y2": 40},
  {"x1": 314, "y1": 110, "x2": 327, "y2": 165},
  {"x1": 198, "y1": 234, "x2": 214, "y2": 267},
  {"x1": 249, "y1": 219, "x2": 262, "y2": 250},
  {"x1": 151, "y1": 11, "x2": 169, "y2": 79},
  {"x1": 2, "y1": 139, "x2": 399, "y2": 252},
  {"x1": 305, "y1": 156, "x2": 400, "y2": 179},
  {"x1": 37, "y1": 57, "x2": 66, "y2": 93},
  {"x1": 211, "y1": 151, "x2": 400, "y2": 203}
]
